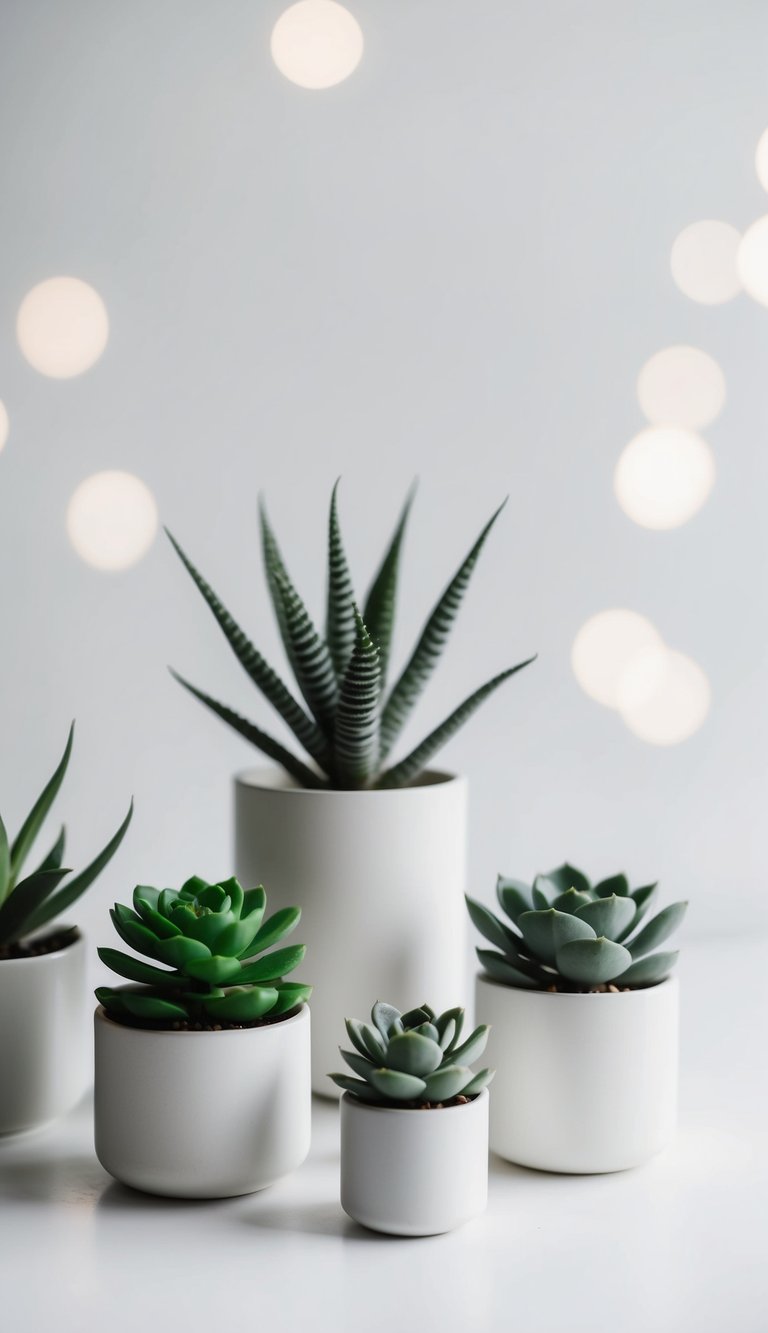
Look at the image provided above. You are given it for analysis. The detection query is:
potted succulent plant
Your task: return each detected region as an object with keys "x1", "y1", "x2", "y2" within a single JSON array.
[
  {"x1": 0, "y1": 723, "x2": 132, "y2": 1135},
  {"x1": 94, "y1": 874, "x2": 312, "y2": 1198},
  {"x1": 468, "y1": 864, "x2": 687, "y2": 1173},
  {"x1": 330, "y1": 1000, "x2": 493, "y2": 1236},
  {"x1": 166, "y1": 482, "x2": 535, "y2": 1093}
]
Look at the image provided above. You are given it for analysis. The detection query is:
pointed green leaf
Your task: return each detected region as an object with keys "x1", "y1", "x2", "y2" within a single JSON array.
[
  {"x1": 594, "y1": 873, "x2": 630, "y2": 898},
  {"x1": 531, "y1": 884, "x2": 550, "y2": 909},
  {"x1": 271, "y1": 571, "x2": 338, "y2": 736},
  {"x1": 465, "y1": 895, "x2": 518, "y2": 953},
  {"x1": 555, "y1": 937, "x2": 632, "y2": 985},
  {"x1": 270, "y1": 982, "x2": 312, "y2": 1015},
  {"x1": 10, "y1": 723, "x2": 74, "y2": 881},
  {"x1": 377, "y1": 657, "x2": 536, "y2": 789},
  {"x1": 235, "y1": 942, "x2": 306, "y2": 983},
  {"x1": 372, "y1": 1001, "x2": 404, "y2": 1040},
  {"x1": 30, "y1": 825, "x2": 66, "y2": 879},
  {"x1": 551, "y1": 887, "x2": 593, "y2": 915},
  {"x1": 332, "y1": 611, "x2": 381, "y2": 788},
  {"x1": 328, "y1": 1074, "x2": 382, "y2": 1104},
  {"x1": 496, "y1": 876, "x2": 532, "y2": 925},
  {"x1": 0, "y1": 867, "x2": 71, "y2": 946},
  {"x1": 462, "y1": 1067, "x2": 495, "y2": 1096},
  {"x1": 97, "y1": 947, "x2": 180, "y2": 988},
  {"x1": 22, "y1": 800, "x2": 134, "y2": 936},
  {"x1": 241, "y1": 906, "x2": 301, "y2": 958},
  {"x1": 627, "y1": 902, "x2": 688, "y2": 958},
  {"x1": 611, "y1": 951, "x2": 679, "y2": 987},
  {"x1": 379, "y1": 500, "x2": 508, "y2": 758},
  {"x1": 345, "y1": 1017, "x2": 382, "y2": 1061},
  {"x1": 575, "y1": 894, "x2": 636, "y2": 942},
  {"x1": 366, "y1": 1068, "x2": 427, "y2": 1102},
  {"x1": 155, "y1": 935, "x2": 212, "y2": 970},
  {"x1": 0, "y1": 814, "x2": 10, "y2": 905},
  {"x1": 617, "y1": 883, "x2": 658, "y2": 941},
  {"x1": 385, "y1": 1032, "x2": 443, "y2": 1077},
  {"x1": 202, "y1": 985, "x2": 279, "y2": 1022},
  {"x1": 436, "y1": 1006, "x2": 464, "y2": 1051},
  {"x1": 537, "y1": 863, "x2": 592, "y2": 897},
  {"x1": 106, "y1": 990, "x2": 189, "y2": 1022},
  {"x1": 184, "y1": 955, "x2": 242, "y2": 984},
  {"x1": 519, "y1": 908, "x2": 595, "y2": 964},
  {"x1": 363, "y1": 482, "x2": 415, "y2": 691},
  {"x1": 339, "y1": 1048, "x2": 377, "y2": 1080},
  {"x1": 422, "y1": 1065, "x2": 474, "y2": 1102},
  {"x1": 477, "y1": 948, "x2": 542, "y2": 988},
  {"x1": 243, "y1": 886, "x2": 267, "y2": 920},
  {"x1": 446, "y1": 1024, "x2": 489, "y2": 1068},
  {"x1": 169, "y1": 671, "x2": 324, "y2": 789},
  {"x1": 326, "y1": 480, "x2": 357, "y2": 681}
]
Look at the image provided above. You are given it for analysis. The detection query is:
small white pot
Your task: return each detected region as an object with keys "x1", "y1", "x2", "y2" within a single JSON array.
[
  {"x1": 234, "y1": 767, "x2": 468, "y2": 1096},
  {"x1": 476, "y1": 973, "x2": 679, "y2": 1173},
  {"x1": 94, "y1": 1003, "x2": 311, "y2": 1198},
  {"x1": 340, "y1": 1089, "x2": 489, "y2": 1236},
  {"x1": 0, "y1": 931, "x2": 88, "y2": 1135}
]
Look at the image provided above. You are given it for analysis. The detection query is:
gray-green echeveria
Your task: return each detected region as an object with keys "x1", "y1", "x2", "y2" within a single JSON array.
[{"x1": 467, "y1": 863, "x2": 687, "y2": 991}]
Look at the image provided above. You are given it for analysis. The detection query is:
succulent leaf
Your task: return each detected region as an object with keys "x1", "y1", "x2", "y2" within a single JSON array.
[
  {"x1": 476, "y1": 948, "x2": 542, "y2": 988},
  {"x1": 462, "y1": 1067, "x2": 495, "y2": 1096},
  {"x1": 626, "y1": 902, "x2": 688, "y2": 958},
  {"x1": 372, "y1": 1001, "x2": 404, "y2": 1040},
  {"x1": 422, "y1": 1066, "x2": 474, "y2": 1102},
  {"x1": 339, "y1": 1048, "x2": 377, "y2": 1081},
  {"x1": 531, "y1": 883, "x2": 550, "y2": 909},
  {"x1": 385, "y1": 1032, "x2": 443, "y2": 1077},
  {"x1": 366, "y1": 1068, "x2": 428, "y2": 1101},
  {"x1": 436, "y1": 1006, "x2": 464, "y2": 1051},
  {"x1": 614, "y1": 951, "x2": 679, "y2": 986},
  {"x1": 202, "y1": 986, "x2": 280, "y2": 1022},
  {"x1": 96, "y1": 948, "x2": 180, "y2": 988},
  {"x1": 551, "y1": 887, "x2": 593, "y2": 915},
  {"x1": 519, "y1": 908, "x2": 595, "y2": 964},
  {"x1": 329, "y1": 1074, "x2": 382, "y2": 1103},
  {"x1": 446, "y1": 1024, "x2": 489, "y2": 1067},
  {"x1": 0, "y1": 814, "x2": 10, "y2": 905},
  {"x1": 465, "y1": 895, "x2": 519, "y2": 953},
  {"x1": 236, "y1": 943, "x2": 306, "y2": 984},
  {"x1": 575, "y1": 894, "x2": 636, "y2": 941},
  {"x1": 242, "y1": 906, "x2": 301, "y2": 957},
  {"x1": 594, "y1": 873, "x2": 630, "y2": 898},
  {"x1": 555, "y1": 937, "x2": 632, "y2": 985},
  {"x1": 269, "y1": 982, "x2": 313, "y2": 1015},
  {"x1": 496, "y1": 877, "x2": 532, "y2": 925},
  {"x1": 538, "y1": 863, "x2": 591, "y2": 897}
]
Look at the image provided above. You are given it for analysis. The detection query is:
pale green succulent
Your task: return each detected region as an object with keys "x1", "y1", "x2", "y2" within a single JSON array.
[
  {"x1": 467, "y1": 863, "x2": 687, "y2": 991},
  {"x1": 330, "y1": 1001, "x2": 494, "y2": 1106}
]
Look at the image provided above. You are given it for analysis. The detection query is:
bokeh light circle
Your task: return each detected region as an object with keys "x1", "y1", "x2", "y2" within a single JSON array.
[
  {"x1": 637, "y1": 346, "x2": 725, "y2": 430},
  {"x1": 670, "y1": 221, "x2": 741, "y2": 305},
  {"x1": 614, "y1": 428, "x2": 715, "y2": 530},
  {"x1": 755, "y1": 128, "x2": 768, "y2": 192},
  {"x1": 571, "y1": 610, "x2": 664, "y2": 709},
  {"x1": 0, "y1": 401, "x2": 8, "y2": 454},
  {"x1": 17, "y1": 277, "x2": 109, "y2": 378},
  {"x1": 66, "y1": 471, "x2": 158, "y2": 571},
  {"x1": 619, "y1": 648, "x2": 711, "y2": 745},
  {"x1": 271, "y1": 1, "x2": 363, "y2": 89},
  {"x1": 737, "y1": 215, "x2": 768, "y2": 308}
]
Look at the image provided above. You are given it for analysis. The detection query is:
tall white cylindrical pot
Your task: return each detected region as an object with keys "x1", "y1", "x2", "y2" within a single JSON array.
[
  {"x1": 0, "y1": 932, "x2": 88, "y2": 1135},
  {"x1": 94, "y1": 1004, "x2": 311, "y2": 1198},
  {"x1": 340, "y1": 1089, "x2": 489, "y2": 1236},
  {"x1": 476, "y1": 974, "x2": 678, "y2": 1173},
  {"x1": 234, "y1": 768, "x2": 468, "y2": 1096}
]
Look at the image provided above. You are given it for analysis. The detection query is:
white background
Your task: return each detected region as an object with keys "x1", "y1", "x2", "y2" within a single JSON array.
[{"x1": 0, "y1": 0, "x2": 767, "y2": 958}]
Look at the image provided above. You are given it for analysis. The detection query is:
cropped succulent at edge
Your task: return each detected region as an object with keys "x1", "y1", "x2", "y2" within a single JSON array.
[
  {"x1": 467, "y1": 863, "x2": 688, "y2": 991},
  {"x1": 330, "y1": 1001, "x2": 494, "y2": 1106},
  {"x1": 97, "y1": 876, "x2": 311, "y2": 1025},
  {"x1": 0, "y1": 722, "x2": 133, "y2": 949},
  {"x1": 166, "y1": 481, "x2": 535, "y2": 790}
]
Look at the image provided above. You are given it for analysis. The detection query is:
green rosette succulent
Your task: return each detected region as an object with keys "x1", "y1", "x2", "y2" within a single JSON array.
[
  {"x1": 96, "y1": 875, "x2": 311, "y2": 1026},
  {"x1": 467, "y1": 863, "x2": 687, "y2": 992},
  {"x1": 330, "y1": 1001, "x2": 494, "y2": 1106}
]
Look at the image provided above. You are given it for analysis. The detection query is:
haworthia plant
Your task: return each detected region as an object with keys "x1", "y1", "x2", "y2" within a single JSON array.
[
  {"x1": 329, "y1": 1001, "x2": 494, "y2": 1106},
  {"x1": 97, "y1": 876, "x2": 311, "y2": 1025},
  {"x1": 467, "y1": 863, "x2": 687, "y2": 992},
  {"x1": 0, "y1": 723, "x2": 133, "y2": 949},
  {"x1": 167, "y1": 482, "x2": 535, "y2": 789}
]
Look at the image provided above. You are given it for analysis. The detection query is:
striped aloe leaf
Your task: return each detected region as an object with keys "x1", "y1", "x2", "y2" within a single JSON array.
[
  {"x1": 271, "y1": 572, "x2": 338, "y2": 736},
  {"x1": 326, "y1": 480, "x2": 357, "y2": 682},
  {"x1": 362, "y1": 482, "x2": 415, "y2": 692},
  {"x1": 379, "y1": 499, "x2": 507, "y2": 760},
  {"x1": 333, "y1": 612, "x2": 381, "y2": 787}
]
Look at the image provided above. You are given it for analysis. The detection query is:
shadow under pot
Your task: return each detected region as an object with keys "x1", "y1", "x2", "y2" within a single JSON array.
[
  {"x1": 0, "y1": 928, "x2": 89, "y2": 1135},
  {"x1": 94, "y1": 1003, "x2": 311, "y2": 1198},
  {"x1": 340, "y1": 1088, "x2": 489, "y2": 1236},
  {"x1": 476, "y1": 974, "x2": 678, "y2": 1173}
]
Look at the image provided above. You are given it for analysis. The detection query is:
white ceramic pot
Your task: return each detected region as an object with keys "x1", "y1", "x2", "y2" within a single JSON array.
[
  {"x1": 0, "y1": 930, "x2": 89, "y2": 1135},
  {"x1": 234, "y1": 768, "x2": 468, "y2": 1096},
  {"x1": 94, "y1": 1003, "x2": 311, "y2": 1198},
  {"x1": 340, "y1": 1088, "x2": 489, "y2": 1236},
  {"x1": 476, "y1": 973, "x2": 679, "y2": 1173}
]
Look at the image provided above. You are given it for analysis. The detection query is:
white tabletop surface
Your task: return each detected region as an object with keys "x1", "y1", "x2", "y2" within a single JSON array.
[{"x1": 1, "y1": 938, "x2": 766, "y2": 1333}]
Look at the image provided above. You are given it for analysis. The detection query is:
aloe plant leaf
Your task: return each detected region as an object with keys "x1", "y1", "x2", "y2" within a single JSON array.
[
  {"x1": 626, "y1": 902, "x2": 688, "y2": 958},
  {"x1": 30, "y1": 826, "x2": 66, "y2": 879},
  {"x1": 270, "y1": 982, "x2": 312, "y2": 1015},
  {"x1": 333, "y1": 612, "x2": 381, "y2": 788},
  {"x1": 385, "y1": 1032, "x2": 443, "y2": 1077},
  {"x1": 0, "y1": 814, "x2": 10, "y2": 906},
  {"x1": 537, "y1": 863, "x2": 591, "y2": 897},
  {"x1": 166, "y1": 530, "x2": 330, "y2": 771},
  {"x1": 465, "y1": 895, "x2": 519, "y2": 953},
  {"x1": 366, "y1": 1068, "x2": 427, "y2": 1101},
  {"x1": 372, "y1": 1001, "x2": 403, "y2": 1040},
  {"x1": 496, "y1": 877, "x2": 532, "y2": 925},
  {"x1": 97, "y1": 947, "x2": 180, "y2": 988},
  {"x1": 594, "y1": 873, "x2": 630, "y2": 898},
  {"x1": 235, "y1": 943, "x2": 306, "y2": 984},
  {"x1": 362, "y1": 482, "x2": 415, "y2": 691},
  {"x1": 610, "y1": 951, "x2": 679, "y2": 986},
  {"x1": 258, "y1": 496, "x2": 292, "y2": 642},
  {"x1": 617, "y1": 883, "x2": 659, "y2": 941},
  {"x1": 10, "y1": 722, "x2": 74, "y2": 882},
  {"x1": 575, "y1": 894, "x2": 636, "y2": 941},
  {"x1": 446, "y1": 1024, "x2": 489, "y2": 1067},
  {"x1": 339, "y1": 1048, "x2": 377, "y2": 1080},
  {"x1": 377, "y1": 657, "x2": 536, "y2": 789},
  {"x1": 462, "y1": 1067, "x2": 495, "y2": 1096},
  {"x1": 328, "y1": 1074, "x2": 382, "y2": 1103},
  {"x1": 169, "y1": 671, "x2": 324, "y2": 789},
  {"x1": 519, "y1": 908, "x2": 595, "y2": 964},
  {"x1": 379, "y1": 500, "x2": 508, "y2": 758},
  {"x1": 240, "y1": 906, "x2": 301, "y2": 958},
  {"x1": 22, "y1": 800, "x2": 134, "y2": 937},
  {"x1": 0, "y1": 867, "x2": 71, "y2": 946},
  {"x1": 271, "y1": 572, "x2": 339, "y2": 736},
  {"x1": 422, "y1": 1065, "x2": 474, "y2": 1102},
  {"x1": 477, "y1": 948, "x2": 541, "y2": 988},
  {"x1": 326, "y1": 480, "x2": 357, "y2": 681},
  {"x1": 203, "y1": 986, "x2": 279, "y2": 1022},
  {"x1": 555, "y1": 937, "x2": 632, "y2": 985}
]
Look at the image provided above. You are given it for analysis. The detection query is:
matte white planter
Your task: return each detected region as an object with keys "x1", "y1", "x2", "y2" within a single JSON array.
[
  {"x1": 340, "y1": 1089, "x2": 489, "y2": 1236},
  {"x1": 94, "y1": 1003, "x2": 311, "y2": 1198},
  {"x1": 0, "y1": 931, "x2": 88, "y2": 1135},
  {"x1": 234, "y1": 768, "x2": 468, "y2": 1096},
  {"x1": 476, "y1": 973, "x2": 679, "y2": 1173}
]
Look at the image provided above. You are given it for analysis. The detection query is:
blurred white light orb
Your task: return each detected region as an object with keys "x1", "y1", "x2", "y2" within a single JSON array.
[
  {"x1": 619, "y1": 648, "x2": 711, "y2": 745},
  {"x1": 755, "y1": 128, "x2": 768, "y2": 192},
  {"x1": 637, "y1": 345, "x2": 726, "y2": 430},
  {"x1": 271, "y1": 1, "x2": 363, "y2": 89},
  {"x1": 571, "y1": 609, "x2": 664, "y2": 709},
  {"x1": 670, "y1": 221, "x2": 741, "y2": 304},
  {"x1": 66, "y1": 471, "x2": 158, "y2": 571},
  {"x1": 614, "y1": 428, "x2": 715, "y2": 530},
  {"x1": 17, "y1": 277, "x2": 109, "y2": 378},
  {"x1": 0, "y1": 401, "x2": 8, "y2": 453},
  {"x1": 737, "y1": 215, "x2": 768, "y2": 307}
]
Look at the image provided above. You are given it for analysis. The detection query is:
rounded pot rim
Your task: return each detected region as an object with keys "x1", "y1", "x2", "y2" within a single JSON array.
[
  {"x1": 341, "y1": 1087, "x2": 489, "y2": 1116},
  {"x1": 94, "y1": 1000, "x2": 309, "y2": 1036},
  {"x1": 234, "y1": 766, "x2": 463, "y2": 795},
  {"x1": 476, "y1": 971, "x2": 678, "y2": 999},
  {"x1": 0, "y1": 926, "x2": 84, "y2": 970}
]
